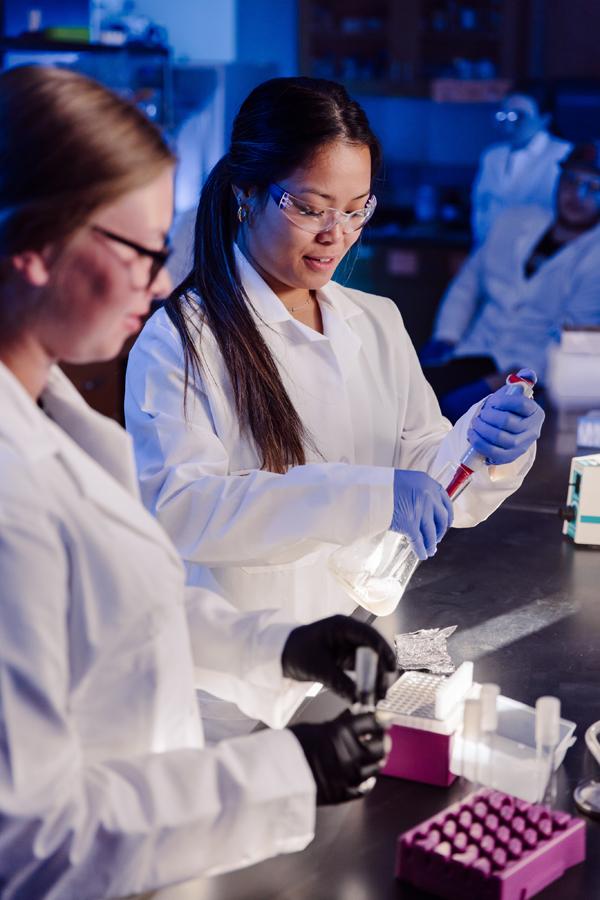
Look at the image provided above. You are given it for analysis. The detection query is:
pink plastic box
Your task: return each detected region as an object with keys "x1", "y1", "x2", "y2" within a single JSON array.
[{"x1": 396, "y1": 788, "x2": 586, "y2": 900}]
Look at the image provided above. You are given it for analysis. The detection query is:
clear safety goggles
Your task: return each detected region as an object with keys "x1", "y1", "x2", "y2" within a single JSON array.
[
  {"x1": 494, "y1": 109, "x2": 526, "y2": 125},
  {"x1": 269, "y1": 184, "x2": 377, "y2": 234},
  {"x1": 560, "y1": 168, "x2": 600, "y2": 199}
]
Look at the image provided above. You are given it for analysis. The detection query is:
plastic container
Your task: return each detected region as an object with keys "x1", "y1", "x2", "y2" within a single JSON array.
[
  {"x1": 379, "y1": 671, "x2": 576, "y2": 797},
  {"x1": 450, "y1": 695, "x2": 576, "y2": 803},
  {"x1": 396, "y1": 788, "x2": 586, "y2": 900}
]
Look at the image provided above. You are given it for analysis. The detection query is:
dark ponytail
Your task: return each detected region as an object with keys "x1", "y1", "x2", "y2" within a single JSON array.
[{"x1": 165, "y1": 77, "x2": 381, "y2": 473}]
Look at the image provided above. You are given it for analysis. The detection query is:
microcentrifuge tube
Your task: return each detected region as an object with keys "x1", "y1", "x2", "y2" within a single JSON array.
[
  {"x1": 353, "y1": 646, "x2": 379, "y2": 794},
  {"x1": 536, "y1": 696, "x2": 560, "y2": 805}
]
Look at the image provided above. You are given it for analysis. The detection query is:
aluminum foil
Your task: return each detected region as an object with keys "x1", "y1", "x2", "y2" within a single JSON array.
[{"x1": 394, "y1": 625, "x2": 457, "y2": 675}]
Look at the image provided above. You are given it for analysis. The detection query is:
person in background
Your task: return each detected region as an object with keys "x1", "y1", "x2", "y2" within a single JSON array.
[
  {"x1": 420, "y1": 142, "x2": 600, "y2": 422},
  {"x1": 471, "y1": 88, "x2": 571, "y2": 245},
  {"x1": 0, "y1": 65, "x2": 399, "y2": 900},
  {"x1": 125, "y1": 76, "x2": 544, "y2": 741}
]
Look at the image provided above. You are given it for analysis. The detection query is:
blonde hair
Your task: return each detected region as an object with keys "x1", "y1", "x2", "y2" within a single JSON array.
[{"x1": 0, "y1": 65, "x2": 174, "y2": 257}]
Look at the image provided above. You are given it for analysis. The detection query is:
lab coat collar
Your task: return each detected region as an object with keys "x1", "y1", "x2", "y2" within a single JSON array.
[
  {"x1": 0, "y1": 361, "x2": 182, "y2": 566},
  {"x1": 522, "y1": 131, "x2": 551, "y2": 157},
  {"x1": 233, "y1": 244, "x2": 365, "y2": 329},
  {"x1": 521, "y1": 211, "x2": 600, "y2": 261},
  {"x1": 0, "y1": 359, "x2": 61, "y2": 462},
  {"x1": 512, "y1": 207, "x2": 554, "y2": 267},
  {"x1": 43, "y1": 365, "x2": 141, "y2": 494}
]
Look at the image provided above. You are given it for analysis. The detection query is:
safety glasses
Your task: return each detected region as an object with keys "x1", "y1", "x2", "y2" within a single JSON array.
[
  {"x1": 269, "y1": 184, "x2": 377, "y2": 234},
  {"x1": 91, "y1": 225, "x2": 171, "y2": 288},
  {"x1": 494, "y1": 110, "x2": 526, "y2": 124}
]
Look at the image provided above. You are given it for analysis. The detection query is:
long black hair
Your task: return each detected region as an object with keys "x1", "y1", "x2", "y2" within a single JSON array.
[{"x1": 165, "y1": 77, "x2": 381, "y2": 473}]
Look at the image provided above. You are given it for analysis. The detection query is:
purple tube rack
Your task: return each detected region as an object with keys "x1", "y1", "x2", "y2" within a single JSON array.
[{"x1": 396, "y1": 788, "x2": 585, "y2": 900}]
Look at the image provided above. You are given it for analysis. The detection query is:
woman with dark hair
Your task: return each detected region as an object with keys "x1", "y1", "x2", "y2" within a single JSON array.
[
  {"x1": 126, "y1": 77, "x2": 544, "y2": 738},
  {"x1": 0, "y1": 65, "x2": 398, "y2": 898}
]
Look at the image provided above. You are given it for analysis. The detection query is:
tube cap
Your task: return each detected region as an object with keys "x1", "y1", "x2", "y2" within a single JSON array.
[{"x1": 505, "y1": 369, "x2": 536, "y2": 397}]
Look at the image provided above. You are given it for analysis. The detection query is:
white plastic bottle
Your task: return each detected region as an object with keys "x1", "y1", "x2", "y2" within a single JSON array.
[{"x1": 329, "y1": 370, "x2": 536, "y2": 615}]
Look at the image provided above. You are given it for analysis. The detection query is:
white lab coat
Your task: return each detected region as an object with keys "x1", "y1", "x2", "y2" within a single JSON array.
[
  {"x1": 472, "y1": 131, "x2": 571, "y2": 244},
  {"x1": 0, "y1": 361, "x2": 316, "y2": 900},
  {"x1": 433, "y1": 206, "x2": 600, "y2": 381},
  {"x1": 126, "y1": 248, "x2": 534, "y2": 676}
]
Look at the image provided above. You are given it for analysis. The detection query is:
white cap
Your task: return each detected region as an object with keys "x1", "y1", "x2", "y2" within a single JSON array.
[
  {"x1": 480, "y1": 683, "x2": 500, "y2": 732},
  {"x1": 355, "y1": 646, "x2": 378, "y2": 697},
  {"x1": 535, "y1": 696, "x2": 561, "y2": 747},
  {"x1": 462, "y1": 698, "x2": 482, "y2": 742}
]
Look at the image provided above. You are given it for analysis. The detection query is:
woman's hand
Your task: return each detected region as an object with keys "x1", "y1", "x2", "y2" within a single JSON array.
[
  {"x1": 467, "y1": 385, "x2": 545, "y2": 466},
  {"x1": 390, "y1": 470, "x2": 454, "y2": 560}
]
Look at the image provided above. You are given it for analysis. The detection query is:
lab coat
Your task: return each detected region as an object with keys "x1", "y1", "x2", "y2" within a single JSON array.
[
  {"x1": 472, "y1": 131, "x2": 571, "y2": 244},
  {"x1": 0, "y1": 361, "x2": 316, "y2": 900},
  {"x1": 126, "y1": 247, "x2": 534, "y2": 632},
  {"x1": 433, "y1": 206, "x2": 600, "y2": 381}
]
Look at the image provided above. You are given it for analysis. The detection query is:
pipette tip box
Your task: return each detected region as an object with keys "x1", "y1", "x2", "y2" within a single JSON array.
[
  {"x1": 378, "y1": 663, "x2": 473, "y2": 787},
  {"x1": 395, "y1": 788, "x2": 585, "y2": 900}
]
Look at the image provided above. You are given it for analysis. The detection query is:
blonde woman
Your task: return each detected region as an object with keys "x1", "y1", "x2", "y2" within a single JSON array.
[{"x1": 0, "y1": 66, "x2": 395, "y2": 899}]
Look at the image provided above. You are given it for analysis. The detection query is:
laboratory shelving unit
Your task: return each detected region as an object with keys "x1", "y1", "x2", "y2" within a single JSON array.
[{"x1": 298, "y1": 0, "x2": 531, "y2": 97}]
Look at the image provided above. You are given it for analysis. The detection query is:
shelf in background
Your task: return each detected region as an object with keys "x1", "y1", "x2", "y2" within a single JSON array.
[{"x1": 1, "y1": 36, "x2": 169, "y2": 55}]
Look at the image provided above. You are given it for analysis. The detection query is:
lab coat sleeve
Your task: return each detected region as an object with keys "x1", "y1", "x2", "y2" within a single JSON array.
[
  {"x1": 0, "y1": 499, "x2": 315, "y2": 900},
  {"x1": 184, "y1": 578, "x2": 314, "y2": 729},
  {"x1": 393, "y1": 323, "x2": 535, "y2": 528},
  {"x1": 432, "y1": 244, "x2": 486, "y2": 345},
  {"x1": 125, "y1": 320, "x2": 394, "y2": 567}
]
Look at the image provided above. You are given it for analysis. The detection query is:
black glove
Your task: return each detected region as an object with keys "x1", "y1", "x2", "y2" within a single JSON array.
[
  {"x1": 289, "y1": 709, "x2": 386, "y2": 805},
  {"x1": 281, "y1": 615, "x2": 397, "y2": 703}
]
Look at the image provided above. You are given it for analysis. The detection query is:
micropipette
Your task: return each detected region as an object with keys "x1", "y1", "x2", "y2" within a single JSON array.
[
  {"x1": 444, "y1": 369, "x2": 536, "y2": 501},
  {"x1": 330, "y1": 369, "x2": 537, "y2": 614}
]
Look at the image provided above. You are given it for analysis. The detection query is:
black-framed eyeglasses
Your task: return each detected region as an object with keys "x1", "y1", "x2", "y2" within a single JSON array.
[{"x1": 91, "y1": 225, "x2": 171, "y2": 288}]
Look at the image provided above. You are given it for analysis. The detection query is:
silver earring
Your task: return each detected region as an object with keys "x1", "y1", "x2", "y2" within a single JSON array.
[{"x1": 237, "y1": 204, "x2": 249, "y2": 223}]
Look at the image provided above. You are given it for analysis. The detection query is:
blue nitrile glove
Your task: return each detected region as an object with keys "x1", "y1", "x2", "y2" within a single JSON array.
[
  {"x1": 390, "y1": 470, "x2": 454, "y2": 561},
  {"x1": 419, "y1": 338, "x2": 456, "y2": 366},
  {"x1": 467, "y1": 379, "x2": 545, "y2": 466}
]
